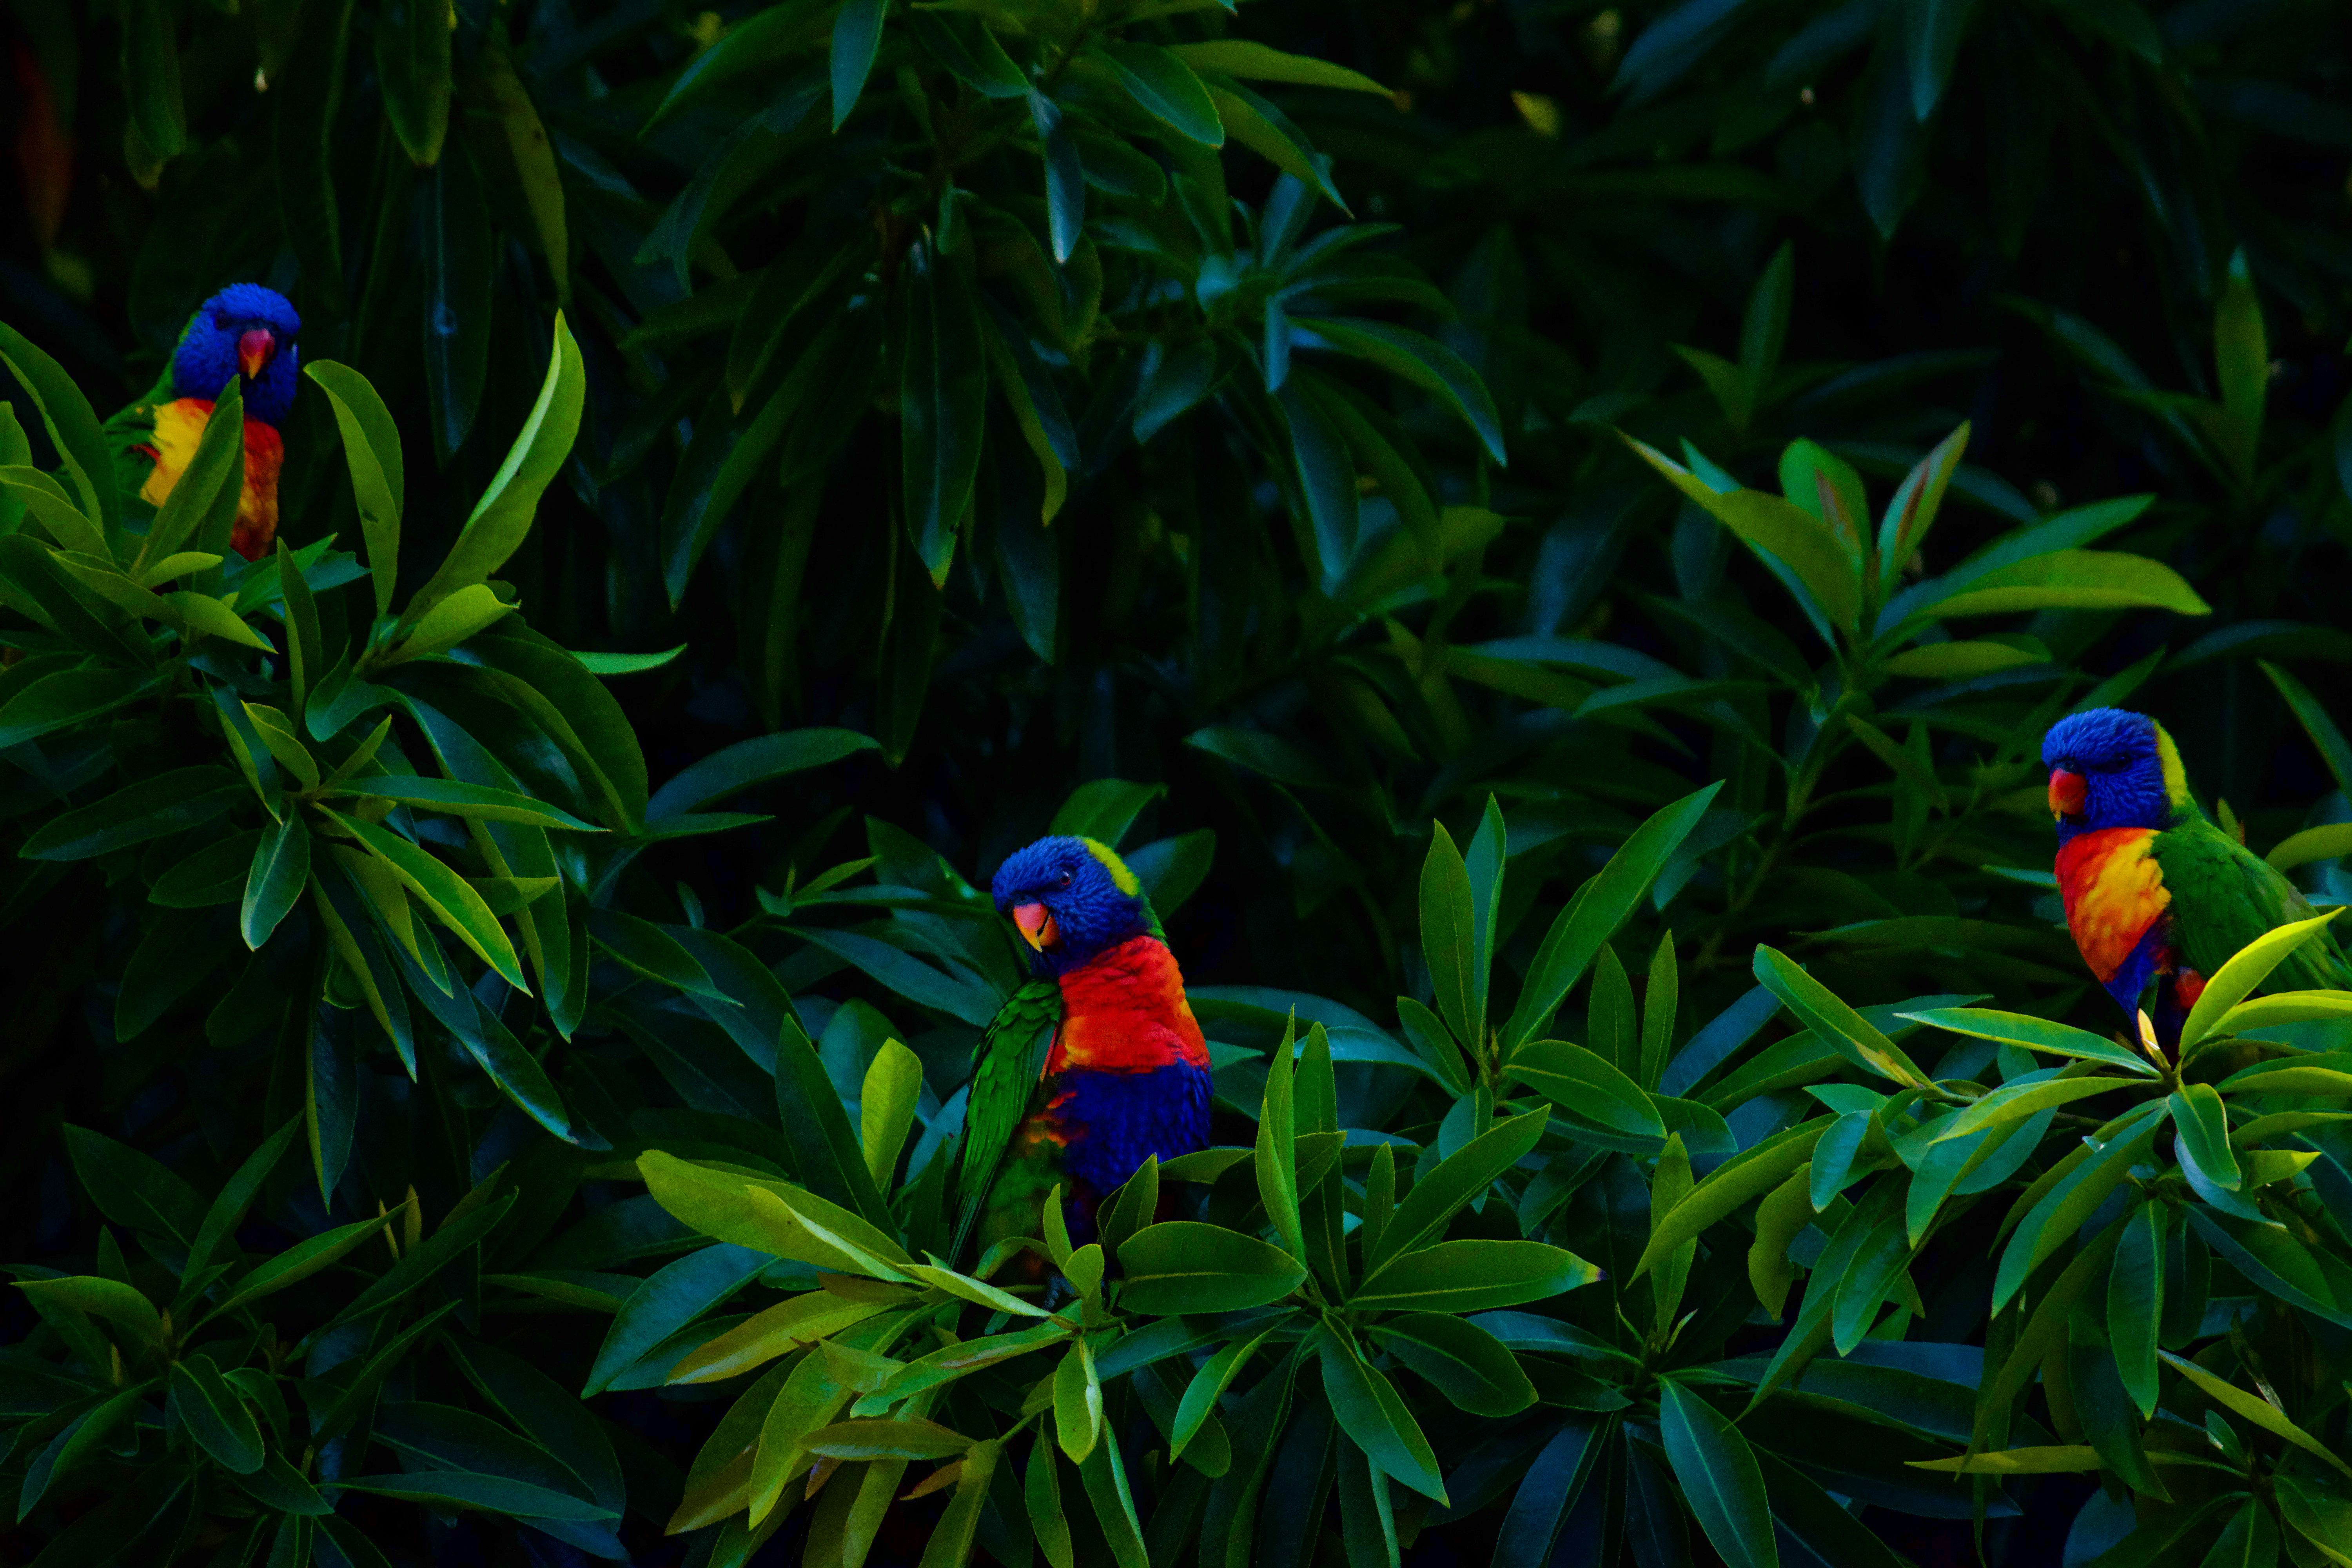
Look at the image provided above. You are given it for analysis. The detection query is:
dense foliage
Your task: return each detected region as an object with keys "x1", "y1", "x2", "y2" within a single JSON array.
[{"x1": 4, "y1": 0, "x2": 2352, "y2": 1564}]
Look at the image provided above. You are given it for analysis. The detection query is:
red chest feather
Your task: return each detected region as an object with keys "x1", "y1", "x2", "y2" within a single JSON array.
[
  {"x1": 2054, "y1": 827, "x2": 2169, "y2": 983},
  {"x1": 1049, "y1": 936, "x2": 1208, "y2": 1075}
]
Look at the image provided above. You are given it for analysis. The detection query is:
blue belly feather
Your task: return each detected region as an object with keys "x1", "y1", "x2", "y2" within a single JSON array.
[{"x1": 1049, "y1": 1060, "x2": 1212, "y2": 1240}]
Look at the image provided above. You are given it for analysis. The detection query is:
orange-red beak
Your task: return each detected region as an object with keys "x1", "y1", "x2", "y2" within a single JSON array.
[
  {"x1": 2049, "y1": 768, "x2": 2087, "y2": 820},
  {"x1": 238, "y1": 327, "x2": 276, "y2": 380},
  {"x1": 1011, "y1": 902, "x2": 1057, "y2": 952}
]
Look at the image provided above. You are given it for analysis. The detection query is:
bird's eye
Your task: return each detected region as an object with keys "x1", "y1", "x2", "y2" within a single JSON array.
[
  {"x1": 214, "y1": 313, "x2": 229, "y2": 328},
  {"x1": 1056, "y1": 870, "x2": 1073, "y2": 888}
]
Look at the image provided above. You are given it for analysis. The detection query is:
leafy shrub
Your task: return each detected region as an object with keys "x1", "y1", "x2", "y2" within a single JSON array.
[{"x1": 5, "y1": 0, "x2": 2352, "y2": 1564}]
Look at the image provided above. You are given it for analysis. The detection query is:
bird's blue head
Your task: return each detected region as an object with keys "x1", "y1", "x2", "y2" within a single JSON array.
[
  {"x1": 991, "y1": 835, "x2": 1161, "y2": 976},
  {"x1": 172, "y1": 284, "x2": 301, "y2": 426},
  {"x1": 2041, "y1": 707, "x2": 2190, "y2": 844}
]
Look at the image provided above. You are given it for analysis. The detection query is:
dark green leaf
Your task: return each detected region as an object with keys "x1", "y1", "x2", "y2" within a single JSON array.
[
  {"x1": 1116, "y1": 1223, "x2": 1307, "y2": 1314},
  {"x1": 1659, "y1": 1380, "x2": 1776, "y2": 1568},
  {"x1": 168, "y1": 1354, "x2": 265, "y2": 1474}
]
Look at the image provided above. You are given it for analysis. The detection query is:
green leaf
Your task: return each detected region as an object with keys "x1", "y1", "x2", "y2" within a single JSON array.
[
  {"x1": 1054, "y1": 1339, "x2": 1102, "y2": 1463},
  {"x1": 1753, "y1": 947, "x2": 1932, "y2": 1087},
  {"x1": 1369, "y1": 1108, "x2": 1548, "y2": 1272},
  {"x1": 1501, "y1": 784, "x2": 1721, "y2": 1049},
  {"x1": 2158, "y1": 1352, "x2": 2352, "y2": 1481},
  {"x1": 151, "y1": 831, "x2": 265, "y2": 909},
  {"x1": 1926, "y1": 550, "x2": 2210, "y2": 617},
  {"x1": 2213, "y1": 250, "x2": 2266, "y2": 483},
  {"x1": 305, "y1": 366, "x2": 404, "y2": 620},
  {"x1": 1025, "y1": 1440, "x2": 1074, "y2": 1568},
  {"x1": 1255, "y1": 1018, "x2": 1306, "y2": 1261},
  {"x1": 1633, "y1": 1119, "x2": 1828, "y2": 1280},
  {"x1": 1739, "y1": 241, "x2": 1794, "y2": 397},
  {"x1": 1367, "y1": 1313, "x2": 1534, "y2": 1417},
  {"x1": 141, "y1": 376, "x2": 246, "y2": 570},
  {"x1": 2107, "y1": 1200, "x2": 2165, "y2": 1418},
  {"x1": 1624, "y1": 436, "x2": 1861, "y2": 632},
  {"x1": 481, "y1": 39, "x2": 568, "y2": 305},
  {"x1": 1877, "y1": 424, "x2": 1969, "y2": 588},
  {"x1": 909, "y1": 11, "x2": 1026, "y2": 98},
  {"x1": 164, "y1": 588, "x2": 276, "y2": 652},
  {"x1": 570, "y1": 645, "x2": 687, "y2": 677},
  {"x1": 338, "y1": 775, "x2": 597, "y2": 831},
  {"x1": 584, "y1": 1243, "x2": 773, "y2": 1396},
  {"x1": 240, "y1": 814, "x2": 310, "y2": 950},
  {"x1": 1171, "y1": 1330, "x2": 1270, "y2": 1468},
  {"x1": 398, "y1": 313, "x2": 586, "y2": 635},
  {"x1": 0, "y1": 466, "x2": 107, "y2": 559},
  {"x1": 2202, "y1": 1500, "x2": 2281, "y2": 1568},
  {"x1": 19, "y1": 1383, "x2": 151, "y2": 1519},
  {"x1": 1101, "y1": 42, "x2": 1223, "y2": 145},
  {"x1": 2265, "y1": 825, "x2": 2352, "y2": 872},
  {"x1": 860, "y1": 1039, "x2": 923, "y2": 1191},
  {"x1": 1349, "y1": 1240, "x2": 1596, "y2": 1313},
  {"x1": 1318, "y1": 1328, "x2": 1447, "y2": 1504},
  {"x1": 1025, "y1": 91, "x2": 1084, "y2": 263},
  {"x1": 1116, "y1": 1222, "x2": 1307, "y2": 1314},
  {"x1": 178, "y1": 1114, "x2": 299, "y2": 1307},
  {"x1": 2207, "y1": 990, "x2": 2352, "y2": 1036},
  {"x1": 320, "y1": 806, "x2": 530, "y2": 991},
  {"x1": 1780, "y1": 439, "x2": 1870, "y2": 573},
  {"x1": 240, "y1": 1453, "x2": 334, "y2": 1517},
  {"x1": 324, "y1": 1192, "x2": 518, "y2": 1334},
  {"x1": 1929, "y1": 1075, "x2": 2141, "y2": 1146},
  {"x1": 2171, "y1": 1083, "x2": 2240, "y2": 1193},
  {"x1": 336, "y1": 1471, "x2": 619, "y2": 1522},
  {"x1": 376, "y1": 0, "x2": 451, "y2": 163},
  {"x1": 168, "y1": 1354, "x2": 266, "y2": 1474},
  {"x1": 1993, "y1": 1100, "x2": 2167, "y2": 1312},
  {"x1": 1880, "y1": 639, "x2": 2048, "y2": 679},
  {"x1": 200, "y1": 1210, "x2": 396, "y2": 1326},
  {"x1": 1660, "y1": 1380, "x2": 1777, "y2": 1568},
  {"x1": 1640, "y1": 932, "x2": 1679, "y2": 1093},
  {"x1": 380, "y1": 582, "x2": 514, "y2": 663},
  {"x1": 1899, "y1": 1007, "x2": 2158, "y2": 1074},
  {"x1": 1050, "y1": 780, "x2": 1166, "y2": 847},
  {"x1": 0, "y1": 667, "x2": 154, "y2": 748},
  {"x1": 2260, "y1": 661, "x2": 2352, "y2": 800},
  {"x1": 2179, "y1": 910, "x2": 2343, "y2": 1051},
  {"x1": 1292, "y1": 317, "x2": 1504, "y2": 465},
  {"x1": 805, "y1": 1418, "x2": 973, "y2": 1460},
  {"x1": 647, "y1": 728, "x2": 878, "y2": 822},
  {"x1": 20, "y1": 766, "x2": 244, "y2": 861},
  {"x1": 902, "y1": 241, "x2": 985, "y2": 582},
  {"x1": 831, "y1": 0, "x2": 887, "y2": 129},
  {"x1": 1907, "y1": 1446, "x2": 2103, "y2": 1474},
  {"x1": 16, "y1": 1274, "x2": 165, "y2": 1346},
  {"x1": 125, "y1": 1, "x2": 192, "y2": 158},
  {"x1": 1419, "y1": 822, "x2": 1478, "y2": 1053},
  {"x1": 0, "y1": 318, "x2": 120, "y2": 540},
  {"x1": 1167, "y1": 40, "x2": 1388, "y2": 94},
  {"x1": 1503, "y1": 1041, "x2": 1662, "y2": 1137},
  {"x1": 1673, "y1": 345, "x2": 1751, "y2": 432},
  {"x1": 419, "y1": 146, "x2": 491, "y2": 456},
  {"x1": 1902, "y1": 0, "x2": 1970, "y2": 118}
]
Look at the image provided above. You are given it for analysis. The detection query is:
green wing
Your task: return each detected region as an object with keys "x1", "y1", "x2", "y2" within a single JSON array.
[
  {"x1": 950, "y1": 977, "x2": 1062, "y2": 1265},
  {"x1": 100, "y1": 359, "x2": 174, "y2": 527},
  {"x1": 2150, "y1": 816, "x2": 2352, "y2": 990}
]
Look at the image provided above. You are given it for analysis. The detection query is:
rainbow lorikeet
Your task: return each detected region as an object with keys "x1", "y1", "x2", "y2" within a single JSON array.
[
  {"x1": 103, "y1": 283, "x2": 301, "y2": 561},
  {"x1": 2043, "y1": 707, "x2": 2352, "y2": 1046},
  {"x1": 952, "y1": 835, "x2": 1211, "y2": 1266}
]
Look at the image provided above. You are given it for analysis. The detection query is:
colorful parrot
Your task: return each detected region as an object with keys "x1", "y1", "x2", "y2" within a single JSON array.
[
  {"x1": 952, "y1": 835, "x2": 1211, "y2": 1266},
  {"x1": 105, "y1": 283, "x2": 301, "y2": 561},
  {"x1": 2043, "y1": 707, "x2": 2352, "y2": 1047}
]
